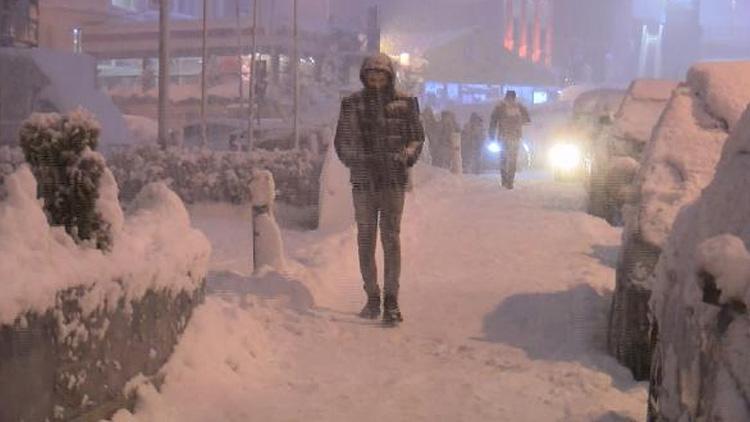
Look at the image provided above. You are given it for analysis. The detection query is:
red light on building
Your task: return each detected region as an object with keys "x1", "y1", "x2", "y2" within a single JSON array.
[
  {"x1": 519, "y1": 0, "x2": 528, "y2": 58},
  {"x1": 504, "y1": 0, "x2": 515, "y2": 51},
  {"x1": 532, "y1": 0, "x2": 542, "y2": 62}
]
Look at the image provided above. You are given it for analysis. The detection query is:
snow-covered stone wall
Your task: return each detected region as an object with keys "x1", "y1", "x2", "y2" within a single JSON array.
[
  {"x1": 108, "y1": 146, "x2": 324, "y2": 208},
  {"x1": 609, "y1": 61, "x2": 750, "y2": 381},
  {"x1": 0, "y1": 166, "x2": 211, "y2": 421},
  {"x1": 649, "y1": 104, "x2": 750, "y2": 421}
]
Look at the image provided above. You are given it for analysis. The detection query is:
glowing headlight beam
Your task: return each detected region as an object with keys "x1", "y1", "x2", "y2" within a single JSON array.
[
  {"x1": 487, "y1": 141, "x2": 502, "y2": 154},
  {"x1": 548, "y1": 143, "x2": 582, "y2": 170}
]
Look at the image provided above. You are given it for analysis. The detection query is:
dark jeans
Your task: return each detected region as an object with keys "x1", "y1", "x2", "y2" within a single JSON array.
[
  {"x1": 353, "y1": 187, "x2": 406, "y2": 299},
  {"x1": 501, "y1": 138, "x2": 521, "y2": 187}
]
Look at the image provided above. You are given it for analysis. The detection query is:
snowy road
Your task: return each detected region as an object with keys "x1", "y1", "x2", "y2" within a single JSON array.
[{"x1": 113, "y1": 168, "x2": 647, "y2": 422}]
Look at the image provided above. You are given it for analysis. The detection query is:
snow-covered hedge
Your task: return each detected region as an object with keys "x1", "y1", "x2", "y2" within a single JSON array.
[
  {"x1": 107, "y1": 146, "x2": 323, "y2": 207},
  {"x1": 0, "y1": 164, "x2": 211, "y2": 420},
  {"x1": 609, "y1": 62, "x2": 750, "y2": 381},
  {"x1": 19, "y1": 110, "x2": 117, "y2": 251},
  {"x1": 648, "y1": 104, "x2": 750, "y2": 421}
]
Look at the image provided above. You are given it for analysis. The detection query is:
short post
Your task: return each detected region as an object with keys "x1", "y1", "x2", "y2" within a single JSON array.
[
  {"x1": 450, "y1": 131, "x2": 463, "y2": 175},
  {"x1": 249, "y1": 169, "x2": 286, "y2": 273}
]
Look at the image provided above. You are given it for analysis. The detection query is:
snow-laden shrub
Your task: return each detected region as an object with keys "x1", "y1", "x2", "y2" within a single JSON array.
[
  {"x1": 18, "y1": 109, "x2": 115, "y2": 251},
  {"x1": 107, "y1": 145, "x2": 323, "y2": 206}
]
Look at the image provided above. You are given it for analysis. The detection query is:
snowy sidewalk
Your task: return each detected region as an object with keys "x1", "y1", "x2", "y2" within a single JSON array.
[{"x1": 112, "y1": 170, "x2": 647, "y2": 422}]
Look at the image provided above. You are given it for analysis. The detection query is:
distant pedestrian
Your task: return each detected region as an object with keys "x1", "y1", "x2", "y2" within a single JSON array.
[
  {"x1": 489, "y1": 91, "x2": 530, "y2": 189},
  {"x1": 462, "y1": 113, "x2": 485, "y2": 174}
]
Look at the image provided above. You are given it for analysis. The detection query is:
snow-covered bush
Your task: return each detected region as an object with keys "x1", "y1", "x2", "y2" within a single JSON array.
[
  {"x1": 18, "y1": 109, "x2": 116, "y2": 251},
  {"x1": 107, "y1": 145, "x2": 323, "y2": 207},
  {"x1": 648, "y1": 104, "x2": 750, "y2": 421},
  {"x1": 609, "y1": 62, "x2": 750, "y2": 381},
  {"x1": 0, "y1": 163, "x2": 210, "y2": 421}
]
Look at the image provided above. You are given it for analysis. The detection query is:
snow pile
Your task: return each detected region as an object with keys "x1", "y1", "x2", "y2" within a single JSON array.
[
  {"x1": 687, "y1": 61, "x2": 750, "y2": 132},
  {"x1": 0, "y1": 165, "x2": 211, "y2": 325},
  {"x1": 109, "y1": 164, "x2": 647, "y2": 422},
  {"x1": 123, "y1": 115, "x2": 158, "y2": 144},
  {"x1": 649, "y1": 104, "x2": 750, "y2": 421},
  {"x1": 629, "y1": 82, "x2": 730, "y2": 251},
  {"x1": 613, "y1": 79, "x2": 677, "y2": 148},
  {"x1": 107, "y1": 146, "x2": 324, "y2": 207},
  {"x1": 696, "y1": 235, "x2": 750, "y2": 304}
]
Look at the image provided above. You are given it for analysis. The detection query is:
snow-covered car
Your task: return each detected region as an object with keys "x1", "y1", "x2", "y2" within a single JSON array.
[
  {"x1": 587, "y1": 80, "x2": 677, "y2": 225},
  {"x1": 607, "y1": 62, "x2": 750, "y2": 390},
  {"x1": 648, "y1": 64, "x2": 750, "y2": 421},
  {"x1": 541, "y1": 122, "x2": 595, "y2": 182},
  {"x1": 549, "y1": 89, "x2": 626, "y2": 183}
]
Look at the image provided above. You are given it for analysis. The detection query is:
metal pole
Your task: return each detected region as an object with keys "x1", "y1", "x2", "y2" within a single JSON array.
[
  {"x1": 158, "y1": 0, "x2": 170, "y2": 149},
  {"x1": 235, "y1": 0, "x2": 244, "y2": 117},
  {"x1": 248, "y1": 0, "x2": 259, "y2": 150},
  {"x1": 292, "y1": 0, "x2": 300, "y2": 150},
  {"x1": 200, "y1": 0, "x2": 209, "y2": 148}
]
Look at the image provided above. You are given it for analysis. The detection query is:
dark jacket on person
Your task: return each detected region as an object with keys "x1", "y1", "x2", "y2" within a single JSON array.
[{"x1": 334, "y1": 54, "x2": 425, "y2": 190}]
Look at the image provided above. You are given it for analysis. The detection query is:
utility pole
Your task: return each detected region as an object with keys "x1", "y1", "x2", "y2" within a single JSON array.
[
  {"x1": 235, "y1": 0, "x2": 244, "y2": 119},
  {"x1": 200, "y1": 0, "x2": 209, "y2": 148},
  {"x1": 158, "y1": 0, "x2": 170, "y2": 149},
  {"x1": 292, "y1": 0, "x2": 300, "y2": 150},
  {"x1": 247, "y1": 0, "x2": 259, "y2": 150}
]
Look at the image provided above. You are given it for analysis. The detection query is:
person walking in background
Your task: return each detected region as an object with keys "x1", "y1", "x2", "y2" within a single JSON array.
[
  {"x1": 462, "y1": 112, "x2": 485, "y2": 174},
  {"x1": 489, "y1": 90, "x2": 530, "y2": 189}
]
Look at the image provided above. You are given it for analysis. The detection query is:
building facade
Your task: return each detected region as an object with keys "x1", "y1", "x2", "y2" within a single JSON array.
[
  {"x1": 0, "y1": 0, "x2": 39, "y2": 47},
  {"x1": 631, "y1": 0, "x2": 750, "y2": 79}
]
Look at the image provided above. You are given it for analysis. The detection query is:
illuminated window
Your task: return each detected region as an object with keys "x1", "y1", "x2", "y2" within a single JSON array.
[{"x1": 112, "y1": 0, "x2": 136, "y2": 10}]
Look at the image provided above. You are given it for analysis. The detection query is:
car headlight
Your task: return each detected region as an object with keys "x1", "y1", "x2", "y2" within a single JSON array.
[
  {"x1": 548, "y1": 143, "x2": 582, "y2": 170},
  {"x1": 486, "y1": 141, "x2": 502, "y2": 154}
]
